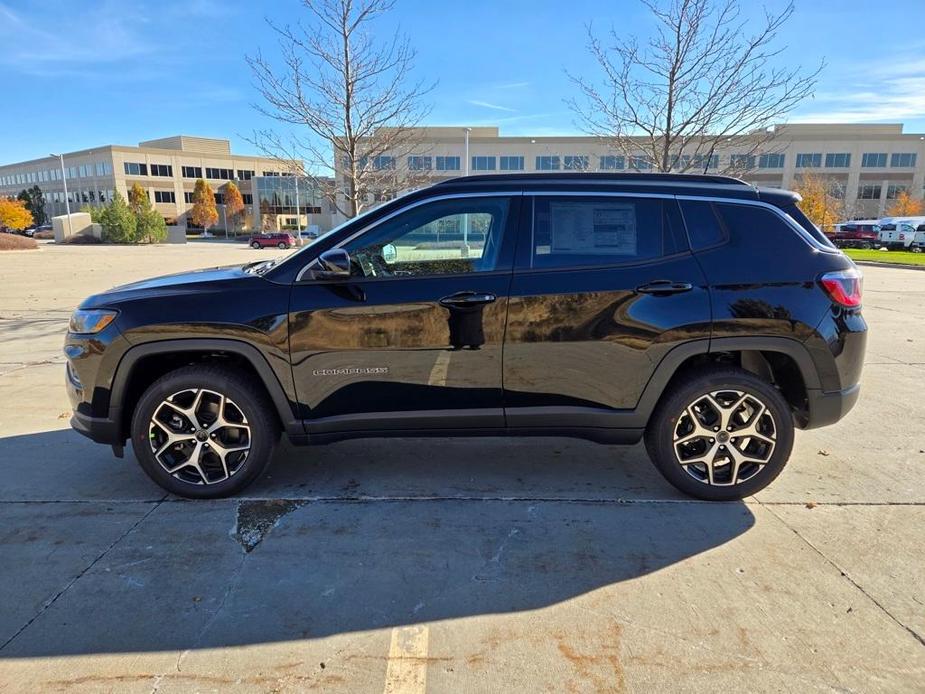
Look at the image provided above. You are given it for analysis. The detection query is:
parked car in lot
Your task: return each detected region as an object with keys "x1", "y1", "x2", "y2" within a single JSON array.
[
  {"x1": 911, "y1": 226, "x2": 925, "y2": 253},
  {"x1": 23, "y1": 224, "x2": 52, "y2": 238},
  {"x1": 249, "y1": 232, "x2": 296, "y2": 249},
  {"x1": 65, "y1": 173, "x2": 866, "y2": 501},
  {"x1": 832, "y1": 220, "x2": 881, "y2": 249},
  {"x1": 878, "y1": 221, "x2": 917, "y2": 250}
]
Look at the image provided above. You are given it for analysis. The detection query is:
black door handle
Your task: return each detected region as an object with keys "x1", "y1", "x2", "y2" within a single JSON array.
[
  {"x1": 635, "y1": 280, "x2": 693, "y2": 295},
  {"x1": 439, "y1": 291, "x2": 497, "y2": 307}
]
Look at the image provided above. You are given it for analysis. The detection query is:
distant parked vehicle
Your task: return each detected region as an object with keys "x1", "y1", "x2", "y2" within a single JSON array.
[
  {"x1": 832, "y1": 220, "x2": 880, "y2": 249},
  {"x1": 249, "y1": 232, "x2": 296, "y2": 249},
  {"x1": 878, "y1": 222, "x2": 917, "y2": 250},
  {"x1": 23, "y1": 224, "x2": 51, "y2": 238},
  {"x1": 909, "y1": 225, "x2": 925, "y2": 253}
]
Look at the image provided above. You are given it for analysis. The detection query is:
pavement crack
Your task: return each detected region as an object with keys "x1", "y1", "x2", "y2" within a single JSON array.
[
  {"x1": 0, "y1": 495, "x2": 168, "y2": 654},
  {"x1": 759, "y1": 500, "x2": 925, "y2": 648},
  {"x1": 174, "y1": 550, "x2": 247, "y2": 673}
]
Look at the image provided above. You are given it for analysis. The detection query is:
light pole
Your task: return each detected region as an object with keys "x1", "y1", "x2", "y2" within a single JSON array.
[
  {"x1": 50, "y1": 153, "x2": 74, "y2": 238},
  {"x1": 464, "y1": 128, "x2": 471, "y2": 175}
]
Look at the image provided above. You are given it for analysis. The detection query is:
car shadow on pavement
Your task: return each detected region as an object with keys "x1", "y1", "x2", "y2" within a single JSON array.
[{"x1": 0, "y1": 428, "x2": 755, "y2": 658}]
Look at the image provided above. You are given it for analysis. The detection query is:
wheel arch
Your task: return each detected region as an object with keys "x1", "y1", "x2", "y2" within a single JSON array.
[
  {"x1": 110, "y1": 339, "x2": 303, "y2": 441},
  {"x1": 636, "y1": 337, "x2": 821, "y2": 427}
]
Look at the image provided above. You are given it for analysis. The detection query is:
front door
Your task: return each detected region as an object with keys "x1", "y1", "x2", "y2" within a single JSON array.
[
  {"x1": 503, "y1": 194, "x2": 711, "y2": 427},
  {"x1": 289, "y1": 194, "x2": 521, "y2": 435}
]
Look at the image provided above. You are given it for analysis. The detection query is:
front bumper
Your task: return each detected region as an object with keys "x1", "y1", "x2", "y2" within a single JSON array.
[
  {"x1": 70, "y1": 410, "x2": 123, "y2": 445},
  {"x1": 802, "y1": 383, "x2": 861, "y2": 430}
]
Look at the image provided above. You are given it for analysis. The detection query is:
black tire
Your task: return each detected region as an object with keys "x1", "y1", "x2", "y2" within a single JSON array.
[
  {"x1": 644, "y1": 366, "x2": 794, "y2": 501},
  {"x1": 251, "y1": 241, "x2": 261, "y2": 249},
  {"x1": 277, "y1": 241, "x2": 287, "y2": 249},
  {"x1": 130, "y1": 364, "x2": 279, "y2": 498}
]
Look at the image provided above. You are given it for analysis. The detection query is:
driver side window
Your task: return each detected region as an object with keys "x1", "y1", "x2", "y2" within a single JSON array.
[{"x1": 342, "y1": 196, "x2": 511, "y2": 278}]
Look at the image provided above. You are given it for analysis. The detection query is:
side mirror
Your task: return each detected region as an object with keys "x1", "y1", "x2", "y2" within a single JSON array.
[{"x1": 316, "y1": 248, "x2": 351, "y2": 279}]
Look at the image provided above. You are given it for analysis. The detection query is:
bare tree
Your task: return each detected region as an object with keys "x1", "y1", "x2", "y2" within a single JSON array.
[
  {"x1": 248, "y1": 0, "x2": 433, "y2": 218},
  {"x1": 567, "y1": 0, "x2": 822, "y2": 174}
]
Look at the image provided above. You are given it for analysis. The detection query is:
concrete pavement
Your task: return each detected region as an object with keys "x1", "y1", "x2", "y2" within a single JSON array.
[{"x1": 0, "y1": 243, "x2": 922, "y2": 692}]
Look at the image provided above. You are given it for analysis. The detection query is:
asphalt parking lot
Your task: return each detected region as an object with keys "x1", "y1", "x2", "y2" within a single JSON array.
[{"x1": 0, "y1": 242, "x2": 922, "y2": 692}]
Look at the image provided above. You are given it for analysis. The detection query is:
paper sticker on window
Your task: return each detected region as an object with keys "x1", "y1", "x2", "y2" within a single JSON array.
[{"x1": 549, "y1": 202, "x2": 637, "y2": 255}]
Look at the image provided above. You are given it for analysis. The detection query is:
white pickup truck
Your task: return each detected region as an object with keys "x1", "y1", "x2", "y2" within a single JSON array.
[{"x1": 878, "y1": 217, "x2": 925, "y2": 251}]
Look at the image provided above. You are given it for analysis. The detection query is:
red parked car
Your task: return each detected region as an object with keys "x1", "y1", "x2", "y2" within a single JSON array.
[
  {"x1": 249, "y1": 233, "x2": 296, "y2": 249},
  {"x1": 831, "y1": 222, "x2": 880, "y2": 249}
]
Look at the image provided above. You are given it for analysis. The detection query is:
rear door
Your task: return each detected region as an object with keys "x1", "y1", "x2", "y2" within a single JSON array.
[{"x1": 503, "y1": 193, "x2": 711, "y2": 426}]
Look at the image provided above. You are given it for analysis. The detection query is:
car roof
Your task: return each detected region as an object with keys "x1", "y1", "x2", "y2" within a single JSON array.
[{"x1": 430, "y1": 172, "x2": 798, "y2": 205}]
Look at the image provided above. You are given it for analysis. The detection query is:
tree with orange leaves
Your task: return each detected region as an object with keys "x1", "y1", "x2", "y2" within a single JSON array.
[
  {"x1": 793, "y1": 173, "x2": 843, "y2": 232},
  {"x1": 0, "y1": 197, "x2": 34, "y2": 230},
  {"x1": 886, "y1": 190, "x2": 924, "y2": 217},
  {"x1": 190, "y1": 179, "x2": 218, "y2": 232}
]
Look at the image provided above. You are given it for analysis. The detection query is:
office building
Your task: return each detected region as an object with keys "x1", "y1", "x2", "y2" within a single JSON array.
[
  {"x1": 0, "y1": 136, "x2": 338, "y2": 232},
  {"x1": 343, "y1": 123, "x2": 925, "y2": 218}
]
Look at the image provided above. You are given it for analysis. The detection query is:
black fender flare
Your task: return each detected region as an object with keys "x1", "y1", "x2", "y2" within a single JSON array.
[
  {"x1": 633, "y1": 336, "x2": 821, "y2": 423},
  {"x1": 109, "y1": 338, "x2": 303, "y2": 437}
]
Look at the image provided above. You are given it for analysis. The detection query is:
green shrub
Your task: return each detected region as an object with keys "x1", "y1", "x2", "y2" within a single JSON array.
[
  {"x1": 99, "y1": 192, "x2": 136, "y2": 243},
  {"x1": 136, "y1": 207, "x2": 168, "y2": 244}
]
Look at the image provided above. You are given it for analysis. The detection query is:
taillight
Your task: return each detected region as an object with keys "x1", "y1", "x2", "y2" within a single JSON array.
[{"x1": 820, "y1": 269, "x2": 862, "y2": 308}]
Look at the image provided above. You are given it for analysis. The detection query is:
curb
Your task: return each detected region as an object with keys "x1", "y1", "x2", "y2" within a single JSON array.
[{"x1": 854, "y1": 260, "x2": 925, "y2": 272}]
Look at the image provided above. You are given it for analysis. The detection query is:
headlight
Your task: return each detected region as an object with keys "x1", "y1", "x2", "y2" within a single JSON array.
[{"x1": 69, "y1": 309, "x2": 118, "y2": 334}]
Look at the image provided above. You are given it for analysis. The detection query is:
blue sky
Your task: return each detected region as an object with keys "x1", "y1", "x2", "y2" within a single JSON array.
[{"x1": 1, "y1": 0, "x2": 924, "y2": 163}]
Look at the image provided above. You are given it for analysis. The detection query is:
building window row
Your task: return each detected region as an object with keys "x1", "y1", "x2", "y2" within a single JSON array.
[
  {"x1": 2, "y1": 161, "x2": 114, "y2": 186},
  {"x1": 500, "y1": 156, "x2": 524, "y2": 171},
  {"x1": 182, "y1": 166, "x2": 202, "y2": 178},
  {"x1": 825, "y1": 153, "x2": 851, "y2": 168},
  {"x1": 153, "y1": 190, "x2": 176, "y2": 203},
  {"x1": 436, "y1": 156, "x2": 460, "y2": 171},
  {"x1": 124, "y1": 162, "x2": 148, "y2": 176},
  {"x1": 205, "y1": 167, "x2": 234, "y2": 180},
  {"x1": 150, "y1": 164, "x2": 173, "y2": 177},
  {"x1": 408, "y1": 155, "x2": 431, "y2": 171}
]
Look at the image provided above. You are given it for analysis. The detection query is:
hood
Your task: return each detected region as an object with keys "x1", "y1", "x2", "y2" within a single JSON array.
[{"x1": 79, "y1": 264, "x2": 261, "y2": 308}]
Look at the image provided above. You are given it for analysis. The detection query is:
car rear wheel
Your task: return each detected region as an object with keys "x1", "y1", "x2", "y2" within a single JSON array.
[
  {"x1": 251, "y1": 241, "x2": 261, "y2": 249},
  {"x1": 130, "y1": 365, "x2": 279, "y2": 498},
  {"x1": 277, "y1": 241, "x2": 287, "y2": 249},
  {"x1": 644, "y1": 367, "x2": 794, "y2": 501}
]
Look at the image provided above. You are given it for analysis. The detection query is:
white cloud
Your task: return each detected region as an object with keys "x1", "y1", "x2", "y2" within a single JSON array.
[
  {"x1": 0, "y1": 2, "x2": 153, "y2": 69},
  {"x1": 467, "y1": 100, "x2": 517, "y2": 113},
  {"x1": 493, "y1": 81, "x2": 531, "y2": 90},
  {"x1": 793, "y1": 52, "x2": 925, "y2": 124}
]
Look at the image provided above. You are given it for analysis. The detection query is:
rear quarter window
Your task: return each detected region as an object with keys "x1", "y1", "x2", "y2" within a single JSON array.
[{"x1": 712, "y1": 203, "x2": 810, "y2": 256}]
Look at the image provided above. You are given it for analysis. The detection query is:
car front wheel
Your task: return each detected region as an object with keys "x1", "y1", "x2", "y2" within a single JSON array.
[
  {"x1": 251, "y1": 241, "x2": 261, "y2": 249},
  {"x1": 277, "y1": 241, "x2": 287, "y2": 249},
  {"x1": 130, "y1": 365, "x2": 279, "y2": 498},
  {"x1": 644, "y1": 367, "x2": 794, "y2": 501}
]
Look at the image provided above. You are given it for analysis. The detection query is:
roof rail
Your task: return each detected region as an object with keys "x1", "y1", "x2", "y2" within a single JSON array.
[{"x1": 435, "y1": 172, "x2": 750, "y2": 186}]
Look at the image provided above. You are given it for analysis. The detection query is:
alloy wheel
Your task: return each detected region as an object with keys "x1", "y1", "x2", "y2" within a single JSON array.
[
  {"x1": 672, "y1": 389, "x2": 776, "y2": 487},
  {"x1": 148, "y1": 388, "x2": 251, "y2": 485}
]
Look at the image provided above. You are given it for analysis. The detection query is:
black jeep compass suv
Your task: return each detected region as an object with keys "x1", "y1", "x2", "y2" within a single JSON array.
[{"x1": 65, "y1": 173, "x2": 866, "y2": 500}]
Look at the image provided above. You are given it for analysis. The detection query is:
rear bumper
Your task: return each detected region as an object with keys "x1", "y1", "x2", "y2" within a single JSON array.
[{"x1": 801, "y1": 383, "x2": 861, "y2": 430}]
